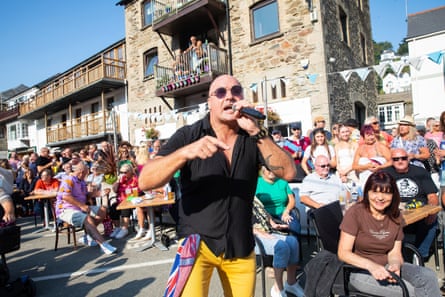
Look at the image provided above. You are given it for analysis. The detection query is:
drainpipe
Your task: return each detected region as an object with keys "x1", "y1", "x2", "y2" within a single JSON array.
[{"x1": 225, "y1": 0, "x2": 233, "y2": 75}]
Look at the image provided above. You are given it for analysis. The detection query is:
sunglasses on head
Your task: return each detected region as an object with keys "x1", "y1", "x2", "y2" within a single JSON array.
[
  {"x1": 316, "y1": 164, "x2": 330, "y2": 168},
  {"x1": 211, "y1": 85, "x2": 243, "y2": 99},
  {"x1": 392, "y1": 156, "x2": 408, "y2": 161}
]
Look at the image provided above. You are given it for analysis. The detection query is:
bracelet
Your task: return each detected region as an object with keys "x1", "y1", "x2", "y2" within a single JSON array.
[{"x1": 250, "y1": 126, "x2": 269, "y2": 142}]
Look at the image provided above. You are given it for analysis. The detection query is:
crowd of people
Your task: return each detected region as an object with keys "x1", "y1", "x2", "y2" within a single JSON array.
[
  {"x1": 1, "y1": 74, "x2": 445, "y2": 296},
  {"x1": 0, "y1": 139, "x2": 166, "y2": 255}
]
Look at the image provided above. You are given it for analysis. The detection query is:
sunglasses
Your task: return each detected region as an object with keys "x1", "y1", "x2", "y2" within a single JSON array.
[
  {"x1": 211, "y1": 85, "x2": 243, "y2": 99},
  {"x1": 371, "y1": 121, "x2": 379, "y2": 125},
  {"x1": 120, "y1": 171, "x2": 128, "y2": 174},
  {"x1": 392, "y1": 156, "x2": 408, "y2": 161},
  {"x1": 316, "y1": 164, "x2": 330, "y2": 168}
]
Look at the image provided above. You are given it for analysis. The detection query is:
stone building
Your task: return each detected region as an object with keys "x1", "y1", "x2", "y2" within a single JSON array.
[{"x1": 117, "y1": 0, "x2": 376, "y2": 142}]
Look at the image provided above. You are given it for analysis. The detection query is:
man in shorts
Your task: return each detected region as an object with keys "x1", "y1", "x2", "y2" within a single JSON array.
[{"x1": 56, "y1": 162, "x2": 116, "y2": 254}]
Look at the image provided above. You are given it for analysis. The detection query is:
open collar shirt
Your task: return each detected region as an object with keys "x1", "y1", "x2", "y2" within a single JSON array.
[{"x1": 158, "y1": 114, "x2": 263, "y2": 259}]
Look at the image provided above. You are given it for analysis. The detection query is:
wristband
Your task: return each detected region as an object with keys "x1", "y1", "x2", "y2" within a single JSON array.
[{"x1": 250, "y1": 126, "x2": 269, "y2": 142}]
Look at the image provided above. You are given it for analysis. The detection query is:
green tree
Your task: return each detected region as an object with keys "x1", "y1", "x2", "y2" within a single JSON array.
[
  {"x1": 373, "y1": 40, "x2": 393, "y2": 64},
  {"x1": 397, "y1": 40, "x2": 408, "y2": 56}
]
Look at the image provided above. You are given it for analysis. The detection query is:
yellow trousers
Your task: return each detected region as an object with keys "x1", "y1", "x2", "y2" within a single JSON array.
[{"x1": 181, "y1": 240, "x2": 256, "y2": 297}]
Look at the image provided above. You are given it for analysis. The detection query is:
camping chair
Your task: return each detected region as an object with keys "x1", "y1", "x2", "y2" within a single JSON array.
[{"x1": 309, "y1": 201, "x2": 423, "y2": 297}]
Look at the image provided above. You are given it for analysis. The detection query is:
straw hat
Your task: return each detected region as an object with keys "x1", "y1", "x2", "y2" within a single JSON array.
[{"x1": 398, "y1": 115, "x2": 415, "y2": 127}]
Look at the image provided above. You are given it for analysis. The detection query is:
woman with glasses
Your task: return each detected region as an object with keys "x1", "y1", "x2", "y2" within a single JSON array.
[
  {"x1": 353, "y1": 125, "x2": 392, "y2": 188},
  {"x1": 301, "y1": 128, "x2": 336, "y2": 176},
  {"x1": 390, "y1": 115, "x2": 430, "y2": 168},
  {"x1": 425, "y1": 119, "x2": 443, "y2": 147},
  {"x1": 110, "y1": 163, "x2": 139, "y2": 239},
  {"x1": 338, "y1": 171, "x2": 440, "y2": 296}
]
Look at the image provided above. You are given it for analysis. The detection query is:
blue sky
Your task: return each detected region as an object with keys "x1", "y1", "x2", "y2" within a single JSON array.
[
  {"x1": 0, "y1": 0, "x2": 444, "y2": 91},
  {"x1": 370, "y1": 0, "x2": 445, "y2": 49}
]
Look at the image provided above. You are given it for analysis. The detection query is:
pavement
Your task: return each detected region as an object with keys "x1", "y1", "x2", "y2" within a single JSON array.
[{"x1": 3, "y1": 215, "x2": 445, "y2": 297}]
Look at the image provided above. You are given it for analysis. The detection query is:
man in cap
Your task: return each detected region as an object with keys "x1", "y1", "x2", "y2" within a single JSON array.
[
  {"x1": 284, "y1": 123, "x2": 311, "y2": 181},
  {"x1": 271, "y1": 129, "x2": 285, "y2": 147},
  {"x1": 308, "y1": 116, "x2": 332, "y2": 141}
]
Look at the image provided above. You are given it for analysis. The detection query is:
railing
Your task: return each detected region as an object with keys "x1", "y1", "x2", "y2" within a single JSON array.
[
  {"x1": 152, "y1": 0, "x2": 226, "y2": 23},
  {"x1": 46, "y1": 111, "x2": 120, "y2": 144},
  {"x1": 0, "y1": 105, "x2": 19, "y2": 120},
  {"x1": 154, "y1": 44, "x2": 227, "y2": 90},
  {"x1": 19, "y1": 56, "x2": 126, "y2": 115}
]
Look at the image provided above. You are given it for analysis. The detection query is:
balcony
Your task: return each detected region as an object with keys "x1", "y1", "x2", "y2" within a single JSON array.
[
  {"x1": 154, "y1": 44, "x2": 228, "y2": 97},
  {"x1": 19, "y1": 48, "x2": 126, "y2": 120},
  {"x1": 0, "y1": 105, "x2": 19, "y2": 123},
  {"x1": 46, "y1": 111, "x2": 120, "y2": 145},
  {"x1": 152, "y1": 0, "x2": 226, "y2": 35}
]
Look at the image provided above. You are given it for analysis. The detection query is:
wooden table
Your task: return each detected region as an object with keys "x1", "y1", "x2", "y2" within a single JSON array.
[
  {"x1": 402, "y1": 204, "x2": 442, "y2": 226},
  {"x1": 25, "y1": 192, "x2": 58, "y2": 232},
  {"x1": 117, "y1": 194, "x2": 175, "y2": 251}
]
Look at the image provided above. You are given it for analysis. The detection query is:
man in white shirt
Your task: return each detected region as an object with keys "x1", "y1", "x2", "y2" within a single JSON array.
[{"x1": 299, "y1": 155, "x2": 342, "y2": 211}]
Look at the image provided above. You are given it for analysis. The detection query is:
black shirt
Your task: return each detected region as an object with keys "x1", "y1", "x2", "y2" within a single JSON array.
[
  {"x1": 158, "y1": 114, "x2": 262, "y2": 258},
  {"x1": 35, "y1": 156, "x2": 51, "y2": 173},
  {"x1": 383, "y1": 165, "x2": 437, "y2": 204}
]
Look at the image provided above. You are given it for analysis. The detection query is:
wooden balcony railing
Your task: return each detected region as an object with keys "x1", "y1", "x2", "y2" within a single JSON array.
[
  {"x1": 46, "y1": 111, "x2": 120, "y2": 144},
  {"x1": 154, "y1": 44, "x2": 227, "y2": 91},
  {"x1": 0, "y1": 105, "x2": 19, "y2": 122},
  {"x1": 19, "y1": 56, "x2": 126, "y2": 115}
]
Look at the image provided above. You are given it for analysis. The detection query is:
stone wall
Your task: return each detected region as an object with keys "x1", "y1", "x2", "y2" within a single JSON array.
[{"x1": 122, "y1": 0, "x2": 377, "y2": 142}]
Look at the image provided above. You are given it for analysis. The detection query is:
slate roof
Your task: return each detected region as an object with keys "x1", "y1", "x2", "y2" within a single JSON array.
[
  {"x1": 406, "y1": 6, "x2": 445, "y2": 40},
  {"x1": 0, "y1": 84, "x2": 29, "y2": 100}
]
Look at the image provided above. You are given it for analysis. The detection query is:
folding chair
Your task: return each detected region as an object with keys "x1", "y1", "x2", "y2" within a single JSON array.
[{"x1": 309, "y1": 201, "x2": 422, "y2": 297}]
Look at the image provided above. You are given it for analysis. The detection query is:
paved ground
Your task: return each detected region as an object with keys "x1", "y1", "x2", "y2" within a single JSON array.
[{"x1": 3, "y1": 216, "x2": 445, "y2": 297}]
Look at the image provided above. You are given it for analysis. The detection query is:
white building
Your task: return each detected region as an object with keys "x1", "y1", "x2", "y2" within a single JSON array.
[{"x1": 406, "y1": 6, "x2": 445, "y2": 123}]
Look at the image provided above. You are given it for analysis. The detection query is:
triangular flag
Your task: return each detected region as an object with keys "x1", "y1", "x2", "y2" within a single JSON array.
[
  {"x1": 249, "y1": 83, "x2": 258, "y2": 93},
  {"x1": 339, "y1": 70, "x2": 352, "y2": 82},
  {"x1": 270, "y1": 79, "x2": 277, "y2": 88},
  {"x1": 355, "y1": 67, "x2": 371, "y2": 81},
  {"x1": 372, "y1": 62, "x2": 389, "y2": 79},
  {"x1": 427, "y1": 51, "x2": 444, "y2": 64},
  {"x1": 388, "y1": 61, "x2": 404, "y2": 75},
  {"x1": 296, "y1": 76, "x2": 305, "y2": 86},
  {"x1": 306, "y1": 73, "x2": 319, "y2": 84},
  {"x1": 281, "y1": 77, "x2": 289, "y2": 85},
  {"x1": 408, "y1": 56, "x2": 424, "y2": 71}
]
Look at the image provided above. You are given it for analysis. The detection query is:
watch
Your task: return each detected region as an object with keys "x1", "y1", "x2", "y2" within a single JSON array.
[{"x1": 250, "y1": 126, "x2": 269, "y2": 142}]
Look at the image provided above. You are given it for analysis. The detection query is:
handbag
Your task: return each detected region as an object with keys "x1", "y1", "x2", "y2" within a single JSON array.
[{"x1": 0, "y1": 225, "x2": 20, "y2": 255}]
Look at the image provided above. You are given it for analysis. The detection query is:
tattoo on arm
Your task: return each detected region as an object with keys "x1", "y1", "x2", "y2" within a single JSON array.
[{"x1": 264, "y1": 155, "x2": 284, "y2": 172}]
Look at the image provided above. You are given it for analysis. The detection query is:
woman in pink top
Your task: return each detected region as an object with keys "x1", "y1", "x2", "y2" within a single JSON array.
[
  {"x1": 110, "y1": 163, "x2": 139, "y2": 239},
  {"x1": 425, "y1": 120, "x2": 443, "y2": 147}
]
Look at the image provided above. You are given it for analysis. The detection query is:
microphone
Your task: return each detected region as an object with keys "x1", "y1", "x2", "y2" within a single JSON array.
[{"x1": 232, "y1": 105, "x2": 266, "y2": 120}]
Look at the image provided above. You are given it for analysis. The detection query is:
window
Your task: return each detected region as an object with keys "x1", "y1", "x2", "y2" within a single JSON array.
[
  {"x1": 338, "y1": 6, "x2": 349, "y2": 44},
  {"x1": 271, "y1": 85, "x2": 277, "y2": 99},
  {"x1": 0, "y1": 126, "x2": 5, "y2": 139},
  {"x1": 144, "y1": 48, "x2": 158, "y2": 79},
  {"x1": 378, "y1": 103, "x2": 404, "y2": 125},
  {"x1": 251, "y1": 0, "x2": 280, "y2": 40},
  {"x1": 360, "y1": 33, "x2": 366, "y2": 64},
  {"x1": 21, "y1": 123, "x2": 29, "y2": 138},
  {"x1": 8, "y1": 125, "x2": 17, "y2": 140},
  {"x1": 280, "y1": 79, "x2": 286, "y2": 98},
  {"x1": 91, "y1": 102, "x2": 99, "y2": 114},
  {"x1": 143, "y1": 0, "x2": 154, "y2": 27}
]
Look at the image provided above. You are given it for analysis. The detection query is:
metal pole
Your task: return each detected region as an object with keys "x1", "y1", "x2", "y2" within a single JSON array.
[
  {"x1": 112, "y1": 108, "x2": 118, "y2": 157},
  {"x1": 263, "y1": 76, "x2": 268, "y2": 128},
  {"x1": 226, "y1": 0, "x2": 233, "y2": 75}
]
